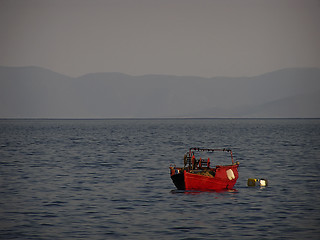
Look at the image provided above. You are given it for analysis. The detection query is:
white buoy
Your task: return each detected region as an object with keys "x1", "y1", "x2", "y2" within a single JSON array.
[{"x1": 259, "y1": 179, "x2": 268, "y2": 187}]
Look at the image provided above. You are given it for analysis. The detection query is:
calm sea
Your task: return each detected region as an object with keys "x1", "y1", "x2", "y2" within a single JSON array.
[{"x1": 0, "y1": 119, "x2": 319, "y2": 239}]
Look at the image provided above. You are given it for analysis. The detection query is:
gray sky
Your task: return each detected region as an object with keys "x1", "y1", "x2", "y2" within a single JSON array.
[{"x1": 1, "y1": 0, "x2": 320, "y2": 78}]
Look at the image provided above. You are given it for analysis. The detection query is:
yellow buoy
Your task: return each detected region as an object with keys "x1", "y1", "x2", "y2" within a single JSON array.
[
  {"x1": 247, "y1": 178, "x2": 268, "y2": 187},
  {"x1": 247, "y1": 178, "x2": 258, "y2": 186}
]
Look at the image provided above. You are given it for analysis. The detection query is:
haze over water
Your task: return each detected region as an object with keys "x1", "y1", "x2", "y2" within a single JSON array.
[
  {"x1": 1, "y1": 1, "x2": 320, "y2": 119},
  {"x1": 1, "y1": 0, "x2": 319, "y2": 77}
]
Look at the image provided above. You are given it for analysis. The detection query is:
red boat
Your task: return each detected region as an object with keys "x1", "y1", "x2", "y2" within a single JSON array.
[{"x1": 169, "y1": 148, "x2": 240, "y2": 191}]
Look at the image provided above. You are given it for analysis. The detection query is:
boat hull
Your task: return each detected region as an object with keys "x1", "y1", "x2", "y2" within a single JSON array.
[
  {"x1": 170, "y1": 165, "x2": 239, "y2": 191},
  {"x1": 171, "y1": 172, "x2": 185, "y2": 190}
]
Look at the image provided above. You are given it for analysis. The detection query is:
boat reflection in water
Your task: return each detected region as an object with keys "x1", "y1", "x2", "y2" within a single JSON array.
[{"x1": 170, "y1": 189, "x2": 238, "y2": 196}]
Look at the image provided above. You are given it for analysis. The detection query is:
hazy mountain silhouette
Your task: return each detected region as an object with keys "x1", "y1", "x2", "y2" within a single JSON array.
[{"x1": 0, "y1": 66, "x2": 319, "y2": 118}]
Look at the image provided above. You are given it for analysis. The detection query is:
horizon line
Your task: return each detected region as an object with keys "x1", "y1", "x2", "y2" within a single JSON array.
[{"x1": 1, "y1": 65, "x2": 320, "y2": 79}]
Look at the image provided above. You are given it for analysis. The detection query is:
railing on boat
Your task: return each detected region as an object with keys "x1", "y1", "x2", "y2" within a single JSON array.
[{"x1": 187, "y1": 148, "x2": 235, "y2": 166}]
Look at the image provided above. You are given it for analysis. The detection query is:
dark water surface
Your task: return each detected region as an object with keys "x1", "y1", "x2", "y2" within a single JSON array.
[{"x1": 1, "y1": 119, "x2": 319, "y2": 239}]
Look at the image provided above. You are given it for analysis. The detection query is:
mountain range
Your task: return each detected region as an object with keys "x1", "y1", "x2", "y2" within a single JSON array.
[{"x1": 0, "y1": 66, "x2": 319, "y2": 118}]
